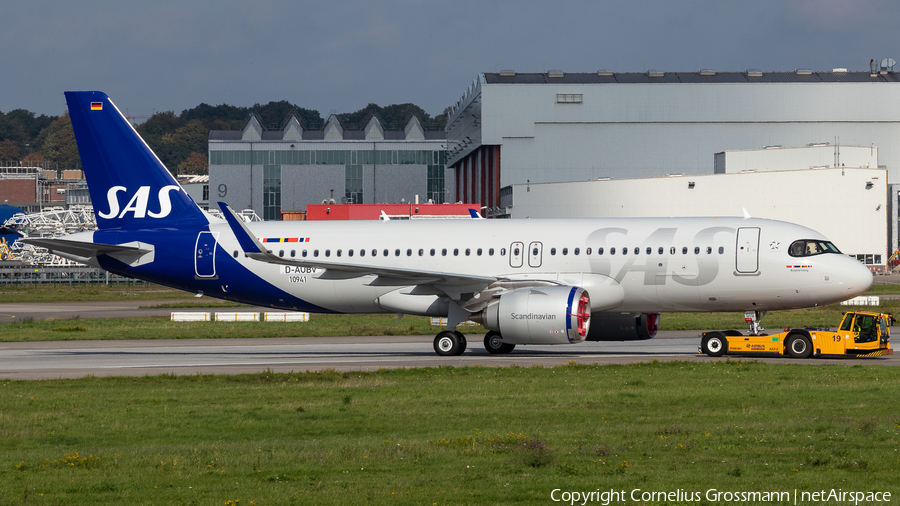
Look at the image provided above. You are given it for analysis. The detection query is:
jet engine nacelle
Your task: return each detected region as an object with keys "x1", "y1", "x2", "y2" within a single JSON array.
[
  {"x1": 479, "y1": 286, "x2": 590, "y2": 345},
  {"x1": 586, "y1": 312, "x2": 660, "y2": 341}
]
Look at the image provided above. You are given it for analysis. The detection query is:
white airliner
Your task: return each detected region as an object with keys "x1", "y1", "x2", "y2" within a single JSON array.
[{"x1": 25, "y1": 91, "x2": 873, "y2": 356}]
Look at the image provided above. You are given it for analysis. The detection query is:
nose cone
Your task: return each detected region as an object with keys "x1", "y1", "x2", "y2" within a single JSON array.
[{"x1": 842, "y1": 257, "x2": 873, "y2": 298}]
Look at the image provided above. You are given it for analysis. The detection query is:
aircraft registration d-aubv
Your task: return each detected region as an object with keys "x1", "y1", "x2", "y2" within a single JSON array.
[{"x1": 25, "y1": 91, "x2": 874, "y2": 356}]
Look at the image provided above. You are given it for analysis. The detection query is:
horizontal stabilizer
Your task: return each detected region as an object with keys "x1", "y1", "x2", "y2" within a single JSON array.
[{"x1": 21, "y1": 237, "x2": 154, "y2": 267}]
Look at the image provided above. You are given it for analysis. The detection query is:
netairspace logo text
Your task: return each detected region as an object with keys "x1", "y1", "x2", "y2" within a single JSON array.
[{"x1": 549, "y1": 488, "x2": 892, "y2": 505}]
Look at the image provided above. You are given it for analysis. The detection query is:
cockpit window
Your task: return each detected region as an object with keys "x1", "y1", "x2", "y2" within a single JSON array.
[{"x1": 788, "y1": 240, "x2": 841, "y2": 257}]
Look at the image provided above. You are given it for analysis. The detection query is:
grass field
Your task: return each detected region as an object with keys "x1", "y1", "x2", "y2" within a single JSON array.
[{"x1": 1, "y1": 361, "x2": 898, "y2": 504}]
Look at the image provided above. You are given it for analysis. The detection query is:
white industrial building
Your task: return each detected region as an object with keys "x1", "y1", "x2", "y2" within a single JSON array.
[
  {"x1": 502, "y1": 167, "x2": 889, "y2": 268},
  {"x1": 446, "y1": 69, "x2": 900, "y2": 211},
  {"x1": 714, "y1": 144, "x2": 877, "y2": 173}
]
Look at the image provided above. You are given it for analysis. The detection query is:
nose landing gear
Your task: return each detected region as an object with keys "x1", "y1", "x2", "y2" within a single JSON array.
[{"x1": 745, "y1": 310, "x2": 766, "y2": 336}]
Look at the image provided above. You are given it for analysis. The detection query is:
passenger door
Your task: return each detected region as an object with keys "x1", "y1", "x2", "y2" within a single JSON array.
[
  {"x1": 195, "y1": 231, "x2": 219, "y2": 278},
  {"x1": 735, "y1": 227, "x2": 760, "y2": 273}
]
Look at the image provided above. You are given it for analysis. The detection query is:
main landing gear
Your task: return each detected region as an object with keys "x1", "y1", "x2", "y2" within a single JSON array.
[
  {"x1": 433, "y1": 330, "x2": 467, "y2": 356},
  {"x1": 432, "y1": 330, "x2": 517, "y2": 356},
  {"x1": 484, "y1": 331, "x2": 515, "y2": 354}
]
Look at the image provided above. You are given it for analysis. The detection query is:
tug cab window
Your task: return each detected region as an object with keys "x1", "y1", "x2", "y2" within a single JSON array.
[
  {"x1": 852, "y1": 313, "x2": 878, "y2": 343},
  {"x1": 789, "y1": 240, "x2": 841, "y2": 257}
]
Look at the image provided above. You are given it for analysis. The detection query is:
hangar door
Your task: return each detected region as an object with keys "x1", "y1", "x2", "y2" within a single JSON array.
[{"x1": 735, "y1": 227, "x2": 760, "y2": 273}]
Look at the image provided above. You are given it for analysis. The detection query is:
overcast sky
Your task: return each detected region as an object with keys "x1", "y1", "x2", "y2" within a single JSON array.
[{"x1": 2, "y1": 0, "x2": 897, "y2": 120}]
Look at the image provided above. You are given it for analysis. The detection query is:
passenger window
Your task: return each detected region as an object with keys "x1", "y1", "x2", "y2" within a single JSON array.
[
  {"x1": 514, "y1": 247, "x2": 521, "y2": 256},
  {"x1": 489, "y1": 248, "x2": 494, "y2": 256},
  {"x1": 598, "y1": 247, "x2": 604, "y2": 255},
  {"x1": 454, "y1": 248, "x2": 459, "y2": 256},
  {"x1": 718, "y1": 247, "x2": 724, "y2": 254},
  {"x1": 443, "y1": 248, "x2": 448, "y2": 256},
  {"x1": 634, "y1": 247, "x2": 639, "y2": 254},
  {"x1": 466, "y1": 248, "x2": 471, "y2": 256},
  {"x1": 658, "y1": 247, "x2": 663, "y2": 255},
  {"x1": 325, "y1": 250, "x2": 331, "y2": 257},
  {"x1": 477, "y1": 248, "x2": 483, "y2": 256},
  {"x1": 501, "y1": 248, "x2": 506, "y2": 255},
  {"x1": 233, "y1": 250, "x2": 238, "y2": 258},
  {"x1": 586, "y1": 247, "x2": 592, "y2": 255},
  {"x1": 610, "y1": 247, "x2": 616, "y2": 255},
  {"x1": 337, "y1": 249, "x2": 342, "y2": 257},
  {"x1": 302, "y1": 250, "x2": 308, "y2": 257},
  {"x1": 395, "y1": 249, "x2": 401, "y2": 256},
  {"x1": 291, "y1": 250, "x2": 296, "y2": 258},
  {"x1": 694, "y1": 247, "x2": 700, "y2": 254},
  {"x1": 670, "y1": 247, "x2": 675, "y2": 255},
  {"x1": 430, "y1": 248, "x2": 435, "y2": 256},
  {"x1": 406, "y1": 249, "x2": 412, "y2": 256},
  {"x1": 646, "y1": 247, "x2": 652, "y2": 255},
  {"x1": 706, "y1": 247, "x2": 712, "y2": 254},
  {"x1": 562, "y1": 248, "x2": 568, "y2": 255},
  {"x1": 314, "y1": 250, "x2": 320, "y2": 257},
  {"x1": 348, "y1": 249, "x2": 354, "y2": 257},
  {"x1": 383, "y1": 249, "x2": 388, "y2": 256},
  {"x1": 574, "y1": 248, "x2": 580, "y2": 255},
  {"x1": 418, "y1": 249, "x2": 424, "y2": 256},
  {"x1": 551, "y1": 248, "x2": 557, "y2": 255},
  {"x1": 682, "y1": 247, "x2": 688, "y2": 255},
  {"x1": 622, "y1": 247, "x2": 627, "y2": 255}
]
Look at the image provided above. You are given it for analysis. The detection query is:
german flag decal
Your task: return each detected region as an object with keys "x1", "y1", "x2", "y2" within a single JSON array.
[{"x1": 90, "y1": 102, "x2": 103, "y2": 111}]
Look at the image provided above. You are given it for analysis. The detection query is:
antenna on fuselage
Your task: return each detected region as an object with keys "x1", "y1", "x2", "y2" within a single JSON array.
[{"x1": 742, "y1": 208, "x2": 752, "y2": 219}]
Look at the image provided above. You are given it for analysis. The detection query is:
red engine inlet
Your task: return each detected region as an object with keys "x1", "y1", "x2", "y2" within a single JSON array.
[{"x1": 573, "y1": 292, "x2": 591, "y2": 338}]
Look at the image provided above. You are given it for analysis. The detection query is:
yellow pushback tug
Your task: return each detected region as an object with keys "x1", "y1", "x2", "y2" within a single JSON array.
[{"x1": 700, "y1": 311, "x2": 893, "y2": 359}]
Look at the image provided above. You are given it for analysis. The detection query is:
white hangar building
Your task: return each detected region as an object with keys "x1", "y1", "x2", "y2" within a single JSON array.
[{"x1": 446, "y1": 68, "x2": 900, "y2": 211}]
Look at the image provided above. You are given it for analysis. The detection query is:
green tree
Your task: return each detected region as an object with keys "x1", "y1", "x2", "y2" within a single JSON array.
[
  {"x1": 178, "y1": 152, "x2": 208, "y2": 175},
  {"x1": 38, "y1": 113, "x2": 79, "y2": 172},
  {"x1": 157, "y1": 119, "x2": 208, "y2": 174},
  {"x1": 0, "y1": 139, "x2": 21, "y2": 160},
  {"x1": 251, "y1": 101, "x2": 322, "y2": 130},
  {"x1": 181, "y1": 103, "x2": 246, "y2": 131},
  {"x1": 136, "y1": 111, "x2": 179, "y2": 158}
]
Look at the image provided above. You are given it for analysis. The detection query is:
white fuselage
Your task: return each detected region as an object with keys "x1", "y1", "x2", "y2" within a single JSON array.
[{"x1": 203, "y1": 216, "x2": 871, "y2": 315}]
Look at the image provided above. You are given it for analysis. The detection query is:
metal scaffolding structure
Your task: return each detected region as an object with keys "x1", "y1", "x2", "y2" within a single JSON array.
[{"x1": 1, "y1": 205, "x2": 262, "y2": 270}]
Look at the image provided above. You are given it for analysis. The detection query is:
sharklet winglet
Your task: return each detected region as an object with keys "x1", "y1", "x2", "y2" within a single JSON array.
[{"x1": 219, "y1": 201, "x2": 264, "y2": 254}]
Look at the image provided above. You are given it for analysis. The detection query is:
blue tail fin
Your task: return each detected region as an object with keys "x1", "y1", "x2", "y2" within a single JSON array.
[{"x1": 65, "y1": 91, "x2": 208, "y2": 230}]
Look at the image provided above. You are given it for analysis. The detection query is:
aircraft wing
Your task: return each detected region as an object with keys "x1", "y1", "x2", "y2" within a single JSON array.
[{"x1": 218, "y1": 202, "x2": 496, "y2": 291}]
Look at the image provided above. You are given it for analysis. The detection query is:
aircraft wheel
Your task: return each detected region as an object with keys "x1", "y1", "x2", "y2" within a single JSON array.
[
  {"x1": 434, "y1": 330, "x2": 465, "y2": 356},
  {"x1": 484, "y1": 331, "x2": 516, "y2": 354},
  {"x1": 785, "y1": 334, "x2": 812, "y2": 359},
  {"x1": 456, "y1": 331, "x2": 467, "y2": 353},
  {"x1": 701, "y1": 333, "x2": 728, "y2": 357}
]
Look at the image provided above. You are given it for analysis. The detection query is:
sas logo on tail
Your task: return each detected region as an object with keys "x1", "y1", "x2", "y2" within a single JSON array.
[{"x1": 99, "y1": 185, "x2": 181, "y2": 219}]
